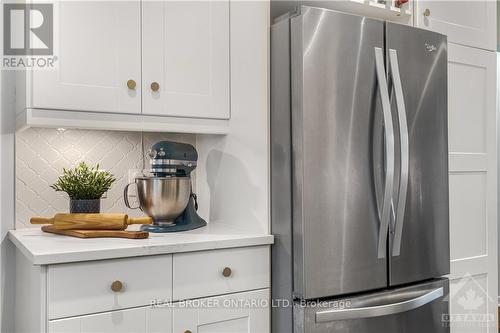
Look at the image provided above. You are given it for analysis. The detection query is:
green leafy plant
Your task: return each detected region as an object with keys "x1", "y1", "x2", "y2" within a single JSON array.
[{"x1": 51, "y1": 162, "x2": 116, "y2": 200}]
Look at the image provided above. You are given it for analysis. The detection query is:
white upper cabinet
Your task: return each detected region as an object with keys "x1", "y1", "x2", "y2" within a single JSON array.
[
  {"x1": 415, "y1": 0, "x2": 496, "y2": 51},
  {"x1": 142, "y1": 1, "x2": 230, "y2": 119},
  {"x1": 20, "y1": 0, "x2": 232, "y2": 127},
  {"x1": 31, "y1": 1, "x2": 141, "y2": 114}
]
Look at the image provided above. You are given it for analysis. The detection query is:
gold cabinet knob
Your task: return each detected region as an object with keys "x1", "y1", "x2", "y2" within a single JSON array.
[
  {"x1": 111, "y1": 280, "x2": 123, "y2": 292},
  {"x1": 184, "y1": 331, "x2": 192, "y2": 333},
  {"x1": 222, "y1": 267, "x2": 232, "y2": 277},
  {"x1": 423, "y1": 8, "x2": 431, "y2": 16},
  {"x1": 151, "y1": 82, "x2": 160, "y2": 92},
  {"x1": 127, "y1": 80, "x2": 136, "y2": 90}
]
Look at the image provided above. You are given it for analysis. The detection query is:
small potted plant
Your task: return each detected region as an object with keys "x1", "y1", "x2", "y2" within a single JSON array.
[{"x1": 51, "y1": 162, "x2": 116, "y2": 214}]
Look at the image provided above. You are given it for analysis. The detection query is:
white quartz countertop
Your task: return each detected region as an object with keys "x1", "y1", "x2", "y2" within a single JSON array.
[{"x1": 8, "y1": 224, "x2": 274, "y2": 265}]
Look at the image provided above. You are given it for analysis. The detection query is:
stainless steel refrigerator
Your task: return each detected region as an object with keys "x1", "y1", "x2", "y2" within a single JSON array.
[{"x1": 271, "y1": 5, "x2": 450, "y2": 333}]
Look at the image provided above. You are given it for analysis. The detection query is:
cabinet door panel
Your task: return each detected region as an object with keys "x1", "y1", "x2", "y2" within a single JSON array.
[
  {"x1": 447, "y1": 44, "x2": 497, "y2": 333},
  {"x1": 142, "y1": 1, "x2": 230, "y2": 119},
  {"x1": 32, "y1": 1, "x2": 141, "y2": 113},
  {"x1": 49, "y1": 306, "x2": 172, "y2": 333},
  {"x1": 173, "y1": 289, "x2": 270, "y2": 333},
  {"x1": 415, "y1": 0, "x2": 496, "y2": 50}
]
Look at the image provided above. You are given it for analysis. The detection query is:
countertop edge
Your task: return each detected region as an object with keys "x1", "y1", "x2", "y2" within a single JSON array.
[
  {"x1": 8, "y1": 231, "x2": 35, "y2": 263},
  {"x1": 8, "y1": 230, "x2": 274, "y2": 265}
]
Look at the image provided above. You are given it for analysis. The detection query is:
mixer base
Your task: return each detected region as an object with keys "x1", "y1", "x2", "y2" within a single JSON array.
[
  {"x1": 140, "y1": 196, "x2": 207, "y2": 233},
  {"x1": 140, "y1": 220, "x2": 206, "y2": 233}
]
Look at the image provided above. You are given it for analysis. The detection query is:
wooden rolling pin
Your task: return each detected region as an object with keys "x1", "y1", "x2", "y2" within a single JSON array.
[{"x1": 31, "y1": 213, "x2": 152, "y2": 230}]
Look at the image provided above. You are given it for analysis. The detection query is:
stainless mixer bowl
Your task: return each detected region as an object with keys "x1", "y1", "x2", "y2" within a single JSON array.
[{"x1": 124, "y1": 176, "x2": 191, "y2": 225}]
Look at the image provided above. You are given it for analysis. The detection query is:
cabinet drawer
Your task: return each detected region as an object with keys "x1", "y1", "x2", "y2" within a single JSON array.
[
  {"x1": 49, "y1": 306, "x2": 172, "y2": 333},
  {"x1": 48, "y1": 255, "x2": 172, "y2": 319},
  {"x1": 173, "y1": 246, "x2": 269, "y2": 300}
]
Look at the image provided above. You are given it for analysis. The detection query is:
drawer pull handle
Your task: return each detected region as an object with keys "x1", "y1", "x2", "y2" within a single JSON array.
[
  {"x1": 111, "y1": 280, "x2": 123, "y2": 292},
  {"x1": 423, "y1": 8, "x2": 431, "y2": 17},
  {"x1": 127, "y1": 79, "x2": 136, "y2": 90},
  {"x1": 151, "y1": 82, "x2": 160, "y2": 92},
  {"x1": 222, "y1": 267, "x2": 232, "y2": 277}
]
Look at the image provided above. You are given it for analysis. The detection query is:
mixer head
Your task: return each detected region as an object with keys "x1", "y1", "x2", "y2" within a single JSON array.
[{"x1": 147, "y1": 141, "x2": 198, "y2": 177}]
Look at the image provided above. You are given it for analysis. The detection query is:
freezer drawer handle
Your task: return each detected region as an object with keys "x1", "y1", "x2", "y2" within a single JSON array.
[
  {"x1": 315, "y1": 287, "x2": 443, "y2": 322},
  {"x1": 374, "y1": 47, "x2": 395, "y2": 259},
  {"x1": 389, "y1": 49, "x2": 409, "y2": 257}
]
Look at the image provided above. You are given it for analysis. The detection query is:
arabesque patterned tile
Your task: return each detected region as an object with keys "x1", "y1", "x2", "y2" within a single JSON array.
[{"x1": 16, "y1": 128, "x2": 195, "y2": 228}]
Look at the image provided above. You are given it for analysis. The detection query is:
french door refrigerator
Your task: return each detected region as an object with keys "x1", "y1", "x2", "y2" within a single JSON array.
[{"x1": 271, "y1": 6, "x2": 450, "y2": 333}]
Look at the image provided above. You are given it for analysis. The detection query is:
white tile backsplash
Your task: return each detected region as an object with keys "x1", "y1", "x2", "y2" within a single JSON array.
[{"x1": 15, "y1": 128, "x2": 195, "y2": 228}]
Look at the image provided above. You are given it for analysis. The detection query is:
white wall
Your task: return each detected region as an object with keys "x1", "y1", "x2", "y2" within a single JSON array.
[
  {"x1": 196, "y1": 0, "x2": 269, "y2": 234},
  {"x1": 1, "y1": 67, "x2": 16, "y2": 333}
]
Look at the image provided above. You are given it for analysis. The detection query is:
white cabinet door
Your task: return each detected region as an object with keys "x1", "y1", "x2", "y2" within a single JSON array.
[
  {"x1": 49, "y1": 306, "x2": 172, "y2": 333},
  {"x1": 447, "y1": 44, "x2": 497, "y2": 333},
  {"x1": 31, "y1": 1, "x2": 141, "y2": 114},
  {"x1": 173, "y1": 289, "x2": 270, "y2": 333},
  {"x1": 142, "y1": 1, "x2": 230, "y2": 119},
  {"x1": 415, "y1": 1, "x2": 496, "y2": 51}
]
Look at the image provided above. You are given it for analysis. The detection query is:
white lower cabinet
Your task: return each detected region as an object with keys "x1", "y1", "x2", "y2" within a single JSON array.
[{"x1": 15, "y1": 245, "x2": 271, "y2": 333}]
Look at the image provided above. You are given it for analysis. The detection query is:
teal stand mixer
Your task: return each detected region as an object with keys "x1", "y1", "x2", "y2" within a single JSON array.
[{"x1": 124, "y1": 141, "x2": 207, "y2": 232}]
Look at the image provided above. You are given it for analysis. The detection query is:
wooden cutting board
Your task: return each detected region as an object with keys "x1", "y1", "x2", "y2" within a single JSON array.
[{"x1": 41, "y1": 225, "x2": 149, "y2": 239}]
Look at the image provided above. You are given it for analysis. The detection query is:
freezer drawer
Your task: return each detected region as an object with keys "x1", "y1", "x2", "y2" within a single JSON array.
[{"x1": 294, "y1": 279, "x2": 449, "y2": 333}]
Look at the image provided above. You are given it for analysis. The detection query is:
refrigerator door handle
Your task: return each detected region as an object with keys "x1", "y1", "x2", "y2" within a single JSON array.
[
  {"x1": 389, "y1": 49, "x2": 409, "y2": 257},
  {"x1": 315, "y1": 287, "x2": 443, "y2": 322},
  {"x1": 374, "y1": 47, "x2": 395, "y2": 259}
]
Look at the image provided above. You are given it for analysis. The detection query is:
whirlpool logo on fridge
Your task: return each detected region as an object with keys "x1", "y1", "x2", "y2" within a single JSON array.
[
  {"x1": 425, "y1": 42, "x2": 437, "y2": 52},
  {"x1": 2, "y1": 3, "x2": 58, "y2": 69}
]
